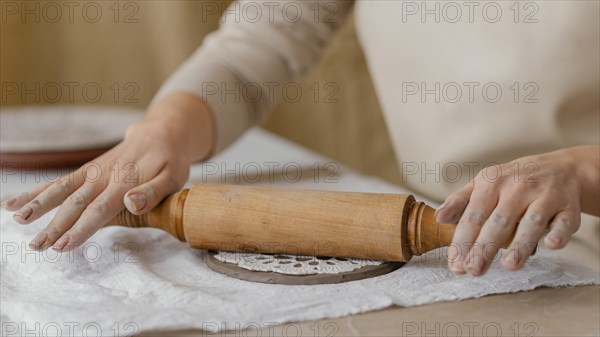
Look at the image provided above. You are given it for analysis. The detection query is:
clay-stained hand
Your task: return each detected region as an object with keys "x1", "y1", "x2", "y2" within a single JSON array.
[
  {"x1": 434, "y1": 146, "x2": 600, "y2": 276},
  {"x1": 1, "y1": 93, "x2": 213, "y2": 252}
]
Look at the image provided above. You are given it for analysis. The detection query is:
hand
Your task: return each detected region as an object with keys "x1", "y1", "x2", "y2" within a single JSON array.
[
  {"x1": 2, "y1": 93, "x2": 213, "y2": 252},
  {"x1": 435, "y1": 146, "x2": 600, "y2": 276}
]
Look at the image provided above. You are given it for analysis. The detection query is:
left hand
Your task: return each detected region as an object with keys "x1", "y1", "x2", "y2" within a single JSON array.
[{"x1": 435, "y1": 145, "x2": 600, "y2": 276}]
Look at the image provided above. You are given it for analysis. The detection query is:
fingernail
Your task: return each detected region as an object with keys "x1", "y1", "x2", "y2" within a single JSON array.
[
  {"x1": 436, "y1": 213, "x2": 447, "y2": 223},
  {"x1": 436, "y1": 200, "x2": 456, "y2": 223},
  {"x1": 466, "y1": 255, "x2": 485, "y2": 275},
  {"x1": 126, "y1": 193, "x2": 147, "y2": 212},
  {"x1": 546, "y1": 234, "x2": 562, "y2": 247},
  {"x1": 13, "y1": 207, "x2": 33, "y2": 223},
  {"x1": 447, "y1": 244, "x2": 460, "y2": 262},
  {"x1": 449, "y1": 261, "x2": 466, "y2": 274},
  {"x1": 502, "y1": 249, "x2": 521, "y2": 269},
  {"x1": 29, "y1": 232, "x2": 48, "y2": 250},
  {"x1": 447, "y1": 246, "x2": 464, "y2": 273},
  {"x1": 1, "y1": 197, "x2": 16, "y2": 208},
  {"x1": 437, "y1": 211, "x2": 458, "y2": 224},
  {"x1": 435, "y1": 202, "x2": 447, "y2": 215},
  {"x1": 53, "y1": 235, "x2": 70, "y2": 251}
]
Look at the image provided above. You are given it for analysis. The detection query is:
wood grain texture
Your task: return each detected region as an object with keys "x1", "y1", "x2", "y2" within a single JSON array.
[
  {"x1": 182, "y1": 184, "x2": 412, "y2": 261},
  {"x1": 108, "y1": 183, "x2": 514, "y2": 262}
]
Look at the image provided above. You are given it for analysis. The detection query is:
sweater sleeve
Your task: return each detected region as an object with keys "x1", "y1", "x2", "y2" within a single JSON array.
[{"x1": 152, "y1": 0, "x2": 353, "y2": 154}]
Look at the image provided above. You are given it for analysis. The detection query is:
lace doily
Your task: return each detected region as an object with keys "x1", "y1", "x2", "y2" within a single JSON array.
[{"x1": 212, "y1": 251, "x2": 384, "y2": 275}]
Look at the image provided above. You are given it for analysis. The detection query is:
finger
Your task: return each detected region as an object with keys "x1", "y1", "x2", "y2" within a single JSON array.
[
  {"x1": 55, "y1": 160, "x2": 147, "y2": 250},
  {"x1": 29, "y1": 185, "x2": 100, "y2": 251},
  {"x1": 124, "y1": 168, "x2": 183, "y2": 215},
  {"x1": 13, "y1": 175, "x2": 84, "y2": 224},
  {"x1": 467, "y1": 198, "x2": 525, "y2": 276},
  {"x1": 447, "y1": 183, "x2": 498, "y2": 274},
  {"x1": 436, "y1": 181, "x2": 474, "y2": 224},
  {"x1": 57, "y1": 182, "x2": 132, "y2": 250},
  {"x1": 500, "y1": 198, "x2": 558, "y2": 271},
  {"x1": 544, "y1": 209, "x2": 580, "y2": 250},
  {"x1": 10, "y1": 154, "x2": 115, "y2": 218},
  {"x1": 3, "y1": 183, "x2": 51, "y2": 212}
]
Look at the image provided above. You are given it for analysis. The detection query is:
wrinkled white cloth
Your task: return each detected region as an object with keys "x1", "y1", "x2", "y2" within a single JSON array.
[
  {"x1": 2, "y1": 129, "x2": 599, "y2": 335},
  {"x1": 1, "y1": 209, "x2": 598, "y2": 336}
]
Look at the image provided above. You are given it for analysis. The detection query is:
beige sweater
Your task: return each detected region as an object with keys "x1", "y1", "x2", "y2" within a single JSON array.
[{"x1": 155, "y1": 0, "x2": 599, "y2": 201}]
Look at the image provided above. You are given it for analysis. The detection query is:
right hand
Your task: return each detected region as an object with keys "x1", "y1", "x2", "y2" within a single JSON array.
[{"x1": 2, "y1": 93, "x2": 213, "y2": 252}]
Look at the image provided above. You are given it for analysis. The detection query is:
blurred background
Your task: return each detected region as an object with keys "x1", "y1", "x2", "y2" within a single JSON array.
[{"x1": 1, "y1": 0, "x2": 402, "y2": 184}]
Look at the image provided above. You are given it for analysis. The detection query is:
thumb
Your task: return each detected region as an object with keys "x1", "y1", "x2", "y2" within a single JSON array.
[
  {"x1": 435, "y1": 181, "x2": 474, "y2": 224},
  {"x1": 123, "y1": 169, "x2": 183, "y2": 215}
]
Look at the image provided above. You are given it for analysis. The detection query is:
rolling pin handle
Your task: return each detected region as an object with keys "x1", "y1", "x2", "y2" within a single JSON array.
[
  {"x1": 406, "y1": 201, "x2": 456, "y2": 256},
  {"x1": 106, "y1": 188, "x2": 189, "y2": 242}
]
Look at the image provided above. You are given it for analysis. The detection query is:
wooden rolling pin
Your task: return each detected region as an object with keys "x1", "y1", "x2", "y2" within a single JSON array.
[{"x1": 107, "y1": 184, "x2": 512, "y2": 262}]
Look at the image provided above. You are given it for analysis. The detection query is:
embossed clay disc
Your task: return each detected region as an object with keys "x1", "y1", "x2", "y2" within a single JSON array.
[{"x1": 207, "y1": 251, "x2": 404, "y2": 285}]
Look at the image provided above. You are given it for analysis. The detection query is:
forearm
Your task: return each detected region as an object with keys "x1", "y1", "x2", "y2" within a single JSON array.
[
  {"x1": 572, "y1": 145, "x2": 600, "y2": 216},
  {"x1": 131, "y1": 93, "x2": 214, "y2": 164},
  {"x1": 152, "y1": 0, "x2": 353, "y2": 154}
]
